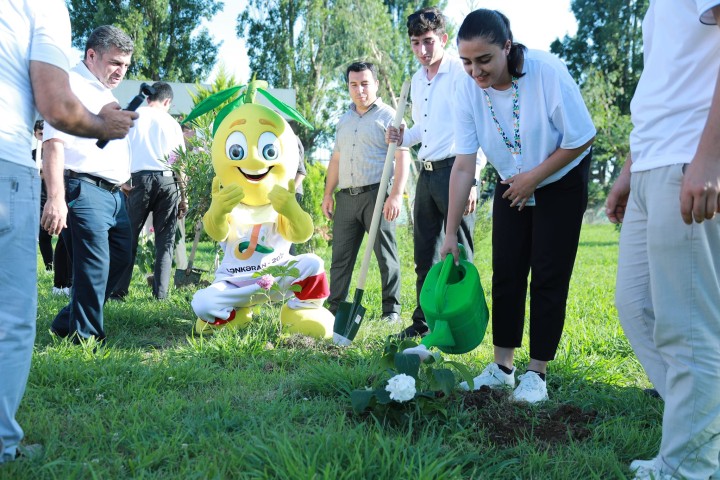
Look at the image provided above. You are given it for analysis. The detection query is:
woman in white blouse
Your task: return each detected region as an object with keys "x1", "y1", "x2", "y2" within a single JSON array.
[{"x1": 440, "y1": 9, "x2": 595, "y2": 404}]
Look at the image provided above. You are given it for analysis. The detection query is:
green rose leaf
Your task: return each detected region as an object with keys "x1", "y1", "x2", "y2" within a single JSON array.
[
  {"x1": 431, "y1": 368, "x2": 456, "y2": 396},
  {"x1": 394, "y1": 353, "x2": 421, "y2": 379},
  {"x1": 444, "y1": 360, "x2": 476, "y2": 390},
  {"x1": 374, "y1": 389, "x2": 393, "y2": 405},
  {"x1": 350, "y1": 389, "x2": 375, "y2": 413}
]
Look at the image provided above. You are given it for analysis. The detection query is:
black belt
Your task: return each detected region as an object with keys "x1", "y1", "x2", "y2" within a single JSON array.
[
  {"x1": 339, "y1": 183, "x2": 380, "y2": 195},
  {"x1": 132, "y1": 170, "x2": 174, "y2": 177},
  {"x1": 66, "y1": 170, "x2": 121, "y2": 193},
  {"x1": 420, "y1": 156, "x2": 455, "y2": 171}
]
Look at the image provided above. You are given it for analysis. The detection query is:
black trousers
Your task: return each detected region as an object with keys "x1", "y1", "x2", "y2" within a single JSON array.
[
  {"x1": 491, "y1": 153, "x2": 590, "y2": 361},
  {"x1": 411, "y1": 165, "x2": 475, "y2": 327}
]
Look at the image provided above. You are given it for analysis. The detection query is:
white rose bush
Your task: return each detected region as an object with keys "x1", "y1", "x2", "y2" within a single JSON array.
[{"x1": 350, "y1": 338, "x2": 475, "y2": 419}]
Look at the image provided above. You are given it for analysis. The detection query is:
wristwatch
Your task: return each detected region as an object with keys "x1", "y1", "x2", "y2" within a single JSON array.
[{"x1": 472, "y1": 178, "x2": 479, "y2": 187}]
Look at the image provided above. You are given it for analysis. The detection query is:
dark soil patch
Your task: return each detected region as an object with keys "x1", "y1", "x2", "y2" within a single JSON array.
[{"x1": 462, "y1": 386, "x2": 597, "y2": 446}]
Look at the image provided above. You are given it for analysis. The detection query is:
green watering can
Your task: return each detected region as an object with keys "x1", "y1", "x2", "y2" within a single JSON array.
[{"x1": 415, "y1": 245, "x2": 489, "y2": 355}]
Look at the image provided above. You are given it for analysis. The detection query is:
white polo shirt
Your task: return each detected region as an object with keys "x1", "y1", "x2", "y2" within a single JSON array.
[
  {"x1": 402, "y1": 53, "x2": 486, "y2": 169},
  {"x1": 44, "y1": 62, "x2": 131, "y2": 184},
  {"x1": 0, "y1": 0, "x2": 71, "y2": 168},
  {"x1": 129, "y1": 105, "x2": 185, "y2": 172}
]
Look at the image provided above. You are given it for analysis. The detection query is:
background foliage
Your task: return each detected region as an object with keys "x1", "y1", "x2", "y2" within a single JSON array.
[
  {"x1": 237, "y1": 0, "x2": 447, "y2": 155},
  {"x1": 66, "y1": 0, "x2": 223, "y2": 81},
  {"x1": 551, "y1": 0, "x2": 649, "y2": 204}
]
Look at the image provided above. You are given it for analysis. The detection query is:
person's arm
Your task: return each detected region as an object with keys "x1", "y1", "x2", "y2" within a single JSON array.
[
  {"x1": 606, "y1": 154, "x2": 632, "y2": 224},
  {"x1": 464, "y1": 160, "x2": 484, "y2": 215},
  {"x1": 30, "y1": 61, "x2": 137, "y2": 140},
  {"x1": 501, "y1": 137, "x2": 595, "y2": 210},
  {"x1": 383, "y1": 148, "x2": 410, "y2": 221},
  {"x1": 439, "y1": 153, "x2": 477, "y2": 263},
  {"x1": 322, "y1": 151, "x2": 340, "y2": 220},
  {"x1": 40, "y1": 139, "x2": 67, "y2": 235},
  {"x1": 294, "y1": 172, "x2": 306, "y2": 191},
  {"x1": 680, "y1": 5, "x2": 720, "y2": 224}
]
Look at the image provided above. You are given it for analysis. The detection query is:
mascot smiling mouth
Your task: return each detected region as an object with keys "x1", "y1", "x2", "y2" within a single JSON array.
[{"x1": 238, "y1": 166, "x2": 273, "y2": 182}]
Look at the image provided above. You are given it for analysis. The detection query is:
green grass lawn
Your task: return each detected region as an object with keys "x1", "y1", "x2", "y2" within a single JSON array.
[{"x1": 3, "y1": 221, "x2": 661, "y2": 479}]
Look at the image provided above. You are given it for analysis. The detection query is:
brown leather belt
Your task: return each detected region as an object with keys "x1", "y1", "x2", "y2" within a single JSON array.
[{"x1": 339, "y1": 183, "x2": 380, "y2": 196}]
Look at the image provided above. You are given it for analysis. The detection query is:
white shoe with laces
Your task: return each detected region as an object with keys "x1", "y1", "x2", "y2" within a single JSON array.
[
  {"x1": 630, "y1": 458, "x2": 657, "y2": 473},
  {"x1": 511, "y1": 371, "x2": 548, "y2": 404},
  {"x1": 459, "y1": 363, "x2": 515, "y2": 391},
  {"x1": 630, "y1": 458, "x2": 679, "y2": 480},
  {"x1": 51, "y1": 287, "x2": 70, "y2": 296}
]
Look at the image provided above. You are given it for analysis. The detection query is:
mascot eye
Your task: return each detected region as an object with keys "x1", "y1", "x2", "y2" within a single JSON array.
[
  {"x1": 225, "y1": 132, "x2": 248, "y2": 161},
  {"x1": 258, "y1": 132, "x2": 280, "y2": 161}
]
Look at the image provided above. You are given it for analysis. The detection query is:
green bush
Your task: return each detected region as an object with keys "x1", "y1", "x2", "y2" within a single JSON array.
[{"x1": 297, "y1": 161, "x2": 329, "y2": 253}]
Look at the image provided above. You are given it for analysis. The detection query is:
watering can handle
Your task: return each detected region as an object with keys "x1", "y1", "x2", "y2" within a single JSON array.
[{"x1": 434, "y1": 245, "x2": 467, "y2": 313}]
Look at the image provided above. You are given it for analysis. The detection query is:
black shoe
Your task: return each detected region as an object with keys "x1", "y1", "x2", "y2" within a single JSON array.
[
  {"x1": 107, "y1": 292, "x2": 126, "y2": 302},
  {"x1": 395, "y1": 324, "x2": 428, "y2": 340},
  {"x1": 50, "y1": 326, "x2": 69, "y2": 338}
]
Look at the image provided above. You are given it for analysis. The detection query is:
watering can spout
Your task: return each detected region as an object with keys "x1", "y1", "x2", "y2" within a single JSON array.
[{"x1": 420, "y1": 319, "x2": 455, "y2": 349}]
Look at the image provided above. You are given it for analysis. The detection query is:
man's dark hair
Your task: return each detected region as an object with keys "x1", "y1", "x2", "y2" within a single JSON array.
[
  {"x1": 406, "y1": 7, "x2": 446, "y2": 37},
  {"x1": 85, "y1": 25, "x2": 134, "y2": 57},
  {"x1": 34, "y1": 120, "x2": 44, "y2": 132},
  {"x1": 345, "y1": 62, "x2": 377, "y2": 82},
  {"x1": 148, "y1": 82, "x2": 173, "y2": 103}
]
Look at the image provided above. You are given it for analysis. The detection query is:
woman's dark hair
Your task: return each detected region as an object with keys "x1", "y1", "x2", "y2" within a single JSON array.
[{"x1": 457, "y1": 9, "x2": 526, "y2": 79}]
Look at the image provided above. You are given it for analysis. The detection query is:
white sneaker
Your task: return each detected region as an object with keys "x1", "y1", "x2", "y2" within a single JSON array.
[
  {"x1": 630, "y1": 458, "x2": 657, "y2": 473},
  {"x1": 51, "y1": 287, "x2": 70, "y2": 296},
  {"x1": 630, "y1": 458, "x2": 676, "y2": 480},
  {"x1": 459, "y1": 363, "x2": 516, "y2": 391},
  {"x1": 631, "y1": 466, "x2": 674, "y2": 480},
  {"x1": 511, "y1": 371, "x2": 548, "y2": 404}
]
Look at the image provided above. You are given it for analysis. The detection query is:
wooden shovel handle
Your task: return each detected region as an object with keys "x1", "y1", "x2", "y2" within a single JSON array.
[{"x1": 356, "y1": 80, "x2": 411, "y2": 290}]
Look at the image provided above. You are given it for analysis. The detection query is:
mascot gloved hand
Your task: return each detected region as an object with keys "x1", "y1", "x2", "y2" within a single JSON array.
[{"x1": 184, "y1": 80, "x2": 334, "y2": 339}]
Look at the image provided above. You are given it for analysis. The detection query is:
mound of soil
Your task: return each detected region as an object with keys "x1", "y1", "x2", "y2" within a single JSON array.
[{"x1": 462, "y1": 386, "x2": 597, "y2": 446}]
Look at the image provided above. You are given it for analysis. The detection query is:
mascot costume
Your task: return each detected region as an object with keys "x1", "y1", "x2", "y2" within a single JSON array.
[{"x1": 183, "y1": 80, "x2": 334, "y2": 339}]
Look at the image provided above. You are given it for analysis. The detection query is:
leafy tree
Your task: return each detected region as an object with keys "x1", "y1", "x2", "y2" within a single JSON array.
[
  {"x1": 550, "y1": 0, "x2": 648, "y2": 203},
  {"x1": 66, "y1": 0, "x2": 223, "y2": 82},
  {"x1": 238, "y1": 0, "x2": 445, "y2": 155},
  {"x1": 550, "y1": 0, "x2": 647, "y2": 114}
]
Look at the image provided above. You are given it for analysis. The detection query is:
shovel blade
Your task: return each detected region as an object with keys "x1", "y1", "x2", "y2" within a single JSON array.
[{"x1": 333, "y1": 289, "x2": 366, "y2": 344}]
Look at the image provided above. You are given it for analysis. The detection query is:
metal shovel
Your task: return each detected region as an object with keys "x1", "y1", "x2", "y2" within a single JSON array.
[{"x1": 174, "y1": 219, "x2": 205, "y2": 287}]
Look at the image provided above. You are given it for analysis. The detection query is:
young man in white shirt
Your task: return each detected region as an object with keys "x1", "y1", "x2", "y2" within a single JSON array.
[
  {"x1": 386, "y1": 7, "x2": 483, "y2": 338},
  {"x1": 114, "y1": 82, "x2": 186, "y2": 300}
]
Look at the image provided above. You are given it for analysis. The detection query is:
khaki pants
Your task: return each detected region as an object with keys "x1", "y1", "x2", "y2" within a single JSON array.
[{"x1": 616, "y1": 164, "x2": 720, "y2": 478}]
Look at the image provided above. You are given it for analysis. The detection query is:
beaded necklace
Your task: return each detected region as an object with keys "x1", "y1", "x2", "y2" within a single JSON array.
[{"x1": 482, "y1": 77, "x2": 522, "y2": 173}]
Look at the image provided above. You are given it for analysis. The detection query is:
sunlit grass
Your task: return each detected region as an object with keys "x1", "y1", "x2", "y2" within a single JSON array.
[{"x1": 2, "y1": 222, "x2": 663, "y2": 479}]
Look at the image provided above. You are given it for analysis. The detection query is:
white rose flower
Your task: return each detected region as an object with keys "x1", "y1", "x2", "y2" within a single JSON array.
[{"x1": 385, "y1": 374, "x2": 416, "y2": 402}]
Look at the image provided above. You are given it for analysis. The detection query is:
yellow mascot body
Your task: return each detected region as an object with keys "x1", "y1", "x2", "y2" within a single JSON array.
[{"x1": 187, "y1": 86, "x2": 334, "y2": 338}]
